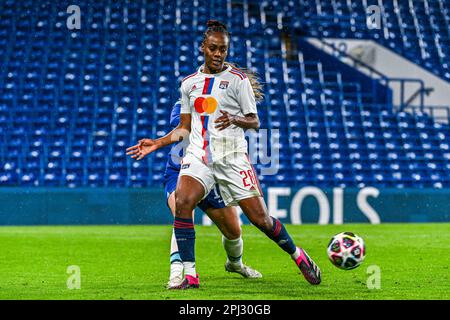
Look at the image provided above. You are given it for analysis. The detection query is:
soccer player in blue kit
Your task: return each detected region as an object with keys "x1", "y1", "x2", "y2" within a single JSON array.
[{"x1": 161, "y1": 100, "x2": 261, "y2": 289}]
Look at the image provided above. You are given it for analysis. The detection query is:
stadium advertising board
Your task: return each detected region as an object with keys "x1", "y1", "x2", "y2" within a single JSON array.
[{"x1": 0, "y1": 187, "x2": 448, "y2": 225}]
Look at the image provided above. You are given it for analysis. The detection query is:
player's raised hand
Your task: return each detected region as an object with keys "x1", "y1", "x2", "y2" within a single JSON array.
[
  {"x1": 126, "y1": 138, "x2": 159, "y2": 160},
  {"x1": 214, "y1": 110, "x2": 235, "y2": 131}
]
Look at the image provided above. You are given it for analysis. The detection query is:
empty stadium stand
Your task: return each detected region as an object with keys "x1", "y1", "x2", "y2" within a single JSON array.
[
  {"x1": 283, "y1": 0, "x2": 450, "y2": 81},
  {"x1": 0, "y1": 0, "x2": 448, "y2": 189}
]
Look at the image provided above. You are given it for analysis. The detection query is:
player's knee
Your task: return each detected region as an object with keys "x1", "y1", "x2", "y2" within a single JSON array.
[
  {"x1": 225, "y1": 225, "x2": 241, "y2": 240},
  {"x1": 175, "y1": 194, "x2": 197, "y2": 215}
]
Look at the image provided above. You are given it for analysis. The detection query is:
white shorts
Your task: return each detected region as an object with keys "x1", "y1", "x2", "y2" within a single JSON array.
[{"x1": 179, "y1": 152, "x2": 262, "y2": 206}]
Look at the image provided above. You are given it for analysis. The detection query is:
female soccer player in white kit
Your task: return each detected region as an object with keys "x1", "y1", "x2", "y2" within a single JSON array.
[{"x1": 127, "y1": 20, "x2": 321, "y2": 289}]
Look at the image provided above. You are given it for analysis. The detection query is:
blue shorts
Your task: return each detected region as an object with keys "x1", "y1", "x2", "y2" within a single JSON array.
[{"x1": 163, "y1": 163, "x2": 226, "y2": 213}]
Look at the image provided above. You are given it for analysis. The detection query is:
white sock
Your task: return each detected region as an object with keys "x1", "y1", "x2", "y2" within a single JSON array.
[
  {"x1": 183, "y1": 262, "x2": 196, "y2": 277},
  {"x1": 222, "y1": 235, "x2": 243, "y2": 267},
  {"x1": 169, "y1": 231, "x2": 183, "y2": 280},
  {"x1": 291, "y1": 247, "x2": 301, "y2": 261}
]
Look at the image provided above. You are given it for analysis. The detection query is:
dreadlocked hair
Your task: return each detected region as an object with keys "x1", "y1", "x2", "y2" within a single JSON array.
[
  {"x1": 203, "y1": 20, "x2": 264, "y2": 103},
  {"x1": 225, "y1": 62, "x2": 265, "y2": 103}
]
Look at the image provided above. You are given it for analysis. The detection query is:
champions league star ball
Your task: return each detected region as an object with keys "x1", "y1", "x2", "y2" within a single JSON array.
[{"x1": 327, "y1": 232, "x2": 366, "y2": 270}]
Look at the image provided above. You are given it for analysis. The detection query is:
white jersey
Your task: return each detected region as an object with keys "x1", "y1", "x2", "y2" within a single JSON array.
[{"x1": 180, "y1": 64, "x2": 257, "y2": 163}]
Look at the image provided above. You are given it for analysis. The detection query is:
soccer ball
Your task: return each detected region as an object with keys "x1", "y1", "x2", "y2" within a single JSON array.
[{"x1": 327, "y1": 232, "x2": 365, "y2": 270}]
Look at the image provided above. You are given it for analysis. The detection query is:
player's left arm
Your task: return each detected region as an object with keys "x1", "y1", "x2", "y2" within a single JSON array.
[
  {"x1": 215, "y1": 111, "x2": 260, "y2": 130},
  {"x1": 215, "y1": 77, "x2": 259, "y2": 131}
]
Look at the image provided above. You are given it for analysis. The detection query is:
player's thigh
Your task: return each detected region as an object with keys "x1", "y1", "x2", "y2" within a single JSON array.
[
  {"x1": 175, "y1": 175, "x2": 206, "y2": 211},
  {"x1": 206, "y1": 206, "x2": 241, "y2": 240},
  {"x1": 214, "y1": 153, "x2": 262, "y2": 207}
]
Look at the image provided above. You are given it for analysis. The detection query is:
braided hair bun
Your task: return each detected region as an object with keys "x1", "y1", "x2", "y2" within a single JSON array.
[{"x1": 206, "y1": 20, "x2": 227, "y2": 29}]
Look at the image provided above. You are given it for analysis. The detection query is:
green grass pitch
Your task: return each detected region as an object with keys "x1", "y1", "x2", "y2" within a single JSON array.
[{"x1": 0, "y1": 223, "x2": 448, "y2": 300}]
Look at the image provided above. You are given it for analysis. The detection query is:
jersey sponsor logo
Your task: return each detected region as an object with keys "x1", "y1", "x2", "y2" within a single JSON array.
[
  {"x1": 194, "y1": 96, "x2": 218, "y2": 114},
  {"x1": 181, "y1": 163, "x2": 191, "y2": 169},
  {"x1": 194, "y1": 77, "x2": 218, "y2": 115},
  {"x1": 219, "y1": 80, "x2": 229, "y2": 89}
]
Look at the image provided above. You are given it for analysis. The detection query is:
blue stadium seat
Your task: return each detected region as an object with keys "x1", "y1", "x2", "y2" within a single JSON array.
[{"x1": 0, "y1": 0, "x2": 448, "y2": 188}]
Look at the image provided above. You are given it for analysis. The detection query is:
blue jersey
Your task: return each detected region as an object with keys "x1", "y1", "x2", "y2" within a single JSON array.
[
  {"x1": 169, "y1": 101, "x2": 181, "y2": 128},
  {"x1": 167, "y1": 101, "x2": 187, "y2": 169}
]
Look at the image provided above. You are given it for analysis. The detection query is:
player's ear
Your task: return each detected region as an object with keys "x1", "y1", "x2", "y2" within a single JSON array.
[{"x1": 200, "y1": 41, "x2": 205, "y2": 53}]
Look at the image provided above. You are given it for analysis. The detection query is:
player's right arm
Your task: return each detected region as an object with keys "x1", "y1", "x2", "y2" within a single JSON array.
[
  {"x1": 126, "y1": 113, "x2": 191, "y2": 161},
  {"x1": 126, "y1": 81, "x2": 192, "y2": 161}
]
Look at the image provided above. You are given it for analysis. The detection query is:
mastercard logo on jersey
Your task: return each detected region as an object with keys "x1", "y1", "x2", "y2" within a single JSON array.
[{"x1": 194, "y1": 96, "x2": 218, "y2": 114}]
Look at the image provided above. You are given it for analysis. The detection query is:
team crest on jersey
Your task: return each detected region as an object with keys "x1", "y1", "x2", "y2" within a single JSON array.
[{"x1": 219, "y1": 81, "x2": 229, "y2": 89}]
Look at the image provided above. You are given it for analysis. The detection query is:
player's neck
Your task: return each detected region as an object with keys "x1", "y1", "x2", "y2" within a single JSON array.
[{"x1": 202, "y1": 64, "x2": 227, "y2": 75}]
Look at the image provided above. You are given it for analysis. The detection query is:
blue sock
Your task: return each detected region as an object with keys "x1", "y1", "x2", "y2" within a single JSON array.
[
  {"x1": 173, "y1": 217, "x2": 196, "y2": 263},
  {"x1": 268, "y1": 217, "x2": 297, "y2": 255}
]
